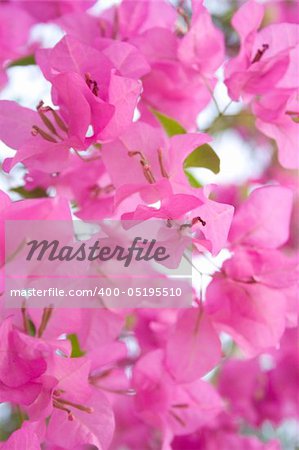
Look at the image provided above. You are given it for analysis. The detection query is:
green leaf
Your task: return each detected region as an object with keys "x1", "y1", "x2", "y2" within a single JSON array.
[
  {"x1": 151, "y1": 109, "x2": 186, "y2": 137},
  {"x1": 11, "y1": 186, "x2": 48, "y2": 199},
  {"x1": 185, "y1": 171, "x2": 202, "y2": 188},
  {"x1": 8, "y1": 54, "x2": 36, "y2": 68},
  {"x1": 67, "y1": 333, "x2": 85, "y2": 358},
  {"x1": 27, "y1": 319, "x2": 36, "y2": 337},
  {"x1": 184, "y1": 143, "x2": 220, "y2": 174}
]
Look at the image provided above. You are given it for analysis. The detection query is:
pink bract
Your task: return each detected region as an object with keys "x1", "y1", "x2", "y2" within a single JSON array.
[{"x1": 0, "y1": 0, "x2": 297, "y2": 449}]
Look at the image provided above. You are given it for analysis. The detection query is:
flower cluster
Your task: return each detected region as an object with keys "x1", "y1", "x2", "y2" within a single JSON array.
[{"x1": 0, "y1": 1, "x2": 298, "y2": 449}]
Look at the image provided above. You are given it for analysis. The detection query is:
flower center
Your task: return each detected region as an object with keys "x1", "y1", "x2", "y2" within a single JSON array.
[
  {"x1": 85, "y1": 73, "x2": 99, "y2": 97},
  {"x1": 251, "y1": 44, "x2": 269, "y2": 64},
  {"x1": 128, "y1": 151, "x2": 156, "y2": 184},
  {"x1": 157, "y1": 149, "x2": 169, "y2": 178},
  {"x1": 53, "y1": 390, "x2": 93, "y2": 421},
  {"x1": 128, "y1": 149, "x2": 170, "y2": 184},
  {"x1": 31, "y1": 101, "x2": 68, "y2": 143},
  {"x1": 179, "y1": 216, "x2": 207, "y2": 230},
  {"x1": 89, "y1": 183, "x2": 115, "y2": 198}
]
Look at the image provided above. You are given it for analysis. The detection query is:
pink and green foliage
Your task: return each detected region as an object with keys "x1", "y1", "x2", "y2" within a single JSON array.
[{"x1": 0, "y1": 1, "x2": 298, "y2": 449}]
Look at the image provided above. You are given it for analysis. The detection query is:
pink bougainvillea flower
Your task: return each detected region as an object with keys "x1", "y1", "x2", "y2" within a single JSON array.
[
  {"x1": 206, "y1": 276, "x2": 286, "y2": 356},
  {"x1": 222, "y1": 248, "x2": 299, "y2": 331},
  {"x1": 265, "y1": 1, "x2": 299, "y2": 24},
  {"x1": 0, "y1": 191, "x2": 71, "y2": 303},
  {"x1": 120, "y1": 193, "x2": 204, "y2": 269},
  {"x1": 121, "y1": 193, "x2": 203, "y2": 222},
  {"x1": 0, "y1": 4, "x2": 34, "y2": 87},
  {"x1": 133, "y1": 28, "x2": 219, "y2": 129},
  {"x1": 59, "y1": 0, "x2": 224, "y2": 129},
  {"x1": 229, "y1": 185, "x2": 293, "y2": 249},
  {"x1": 0, "y1": 421, "x2": 43, "y2": 450},
  {"x1": 225, "y1": 1, "x2": 298, "y2": 100},
  {"x1": 8, "y1": 308, "x2": 125, "y2": 447},
  {"x1": 101, "y1": 129, "x2": 215, "y2": 223},
  {"x1": 163, "y1": 132, "x2": 212, "y2": 192},
  {"x1": 109, "y1": 394, "x2": 155, "y2": 450},
  {"x1": 191, "y1": 191, "x2": 235, "y2": 256},
  {"x1": 205, "y1": 185, "x2": 294, "y2": 355},
  {"x1": 129, "y1": 0, "x2": 224, "y2": 128},
  {"x1": 43, "y1": 357, "x2": 115, "y2": 450},
  {"x1": 132, "y1": 349, "x2": 223, "y2": 444},
  {"x1": 172, "y1": 418, "x2": 282, "y2": 450},
  {"x1": 67, "y1": 0, "x2": 176, "y2": 43},
  {"x1": 36, "y1": 35, "x2": 143, "y2": 142},
  {"x1": 165, "y1": 307, "x2": 221, "y2": 383},
  {"x1": 119, "y1": 184, "x2": 234, "y2": 259},
  {"x1": 0, "y1": 318, "x2": 50, "y2": 406},
  {"x1": 223, "y1": 246, "x2": 298, "y2": 291},
  {"x1": 102, "y1": 121, "x2": 167, "y2": 202},
  {"x1": 0, "y1": 96, "x2": 112, "y2": 172},
  {"x1": 218, "y1": 329, "x2": 299, "y2": 426},
  {"x1": 219, "y1": 357, "x2": 272, "y2": 425},
  {"x1": 0, "y1": 190, "x2": 71, "y2": 268},
  {"x1": 23, "y1": 153, "x2": 115, "y2": 220},
  {"x1": 102, "y1": 120, "x2": 210, "y2": 205},
  {"x1": 94, "y1": 39, "x2": 150, "y2": 80},
  {"x1": 15, "y1": 0, "x2": 96, "y2": 22},
  {"x1": 254, "y1": 90, "x2": 299, "y2": 169},
  {"x1": 225, "y1": 0, "x2": 299, "y2": 168},
  {"x1": 178, "y1": 0, "x2": 224, "y2": 77},
  {"x1": 46, "y1": 395, "x2": 113, "y2": 449},
  {"x1": 116, "y1": 0, "x2": 177, "y2": 39},
  {"x1": 0, "y1": 0, "x2": 297, "y2": 447},
  {"x1": 21, "y1": 354, "x2": 115, "y2": 449},
  {"x1": 266, "y1": 328, "x2": 299, "y2": 422}
]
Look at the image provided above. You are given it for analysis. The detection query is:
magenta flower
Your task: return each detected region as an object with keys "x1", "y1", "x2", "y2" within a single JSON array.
[
  {"x1": 36, "y1": 35, "x2": 144, "y2": 141},
  {"x1": 0, "y1": 1, "x2": 297, "y2": 448}
]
